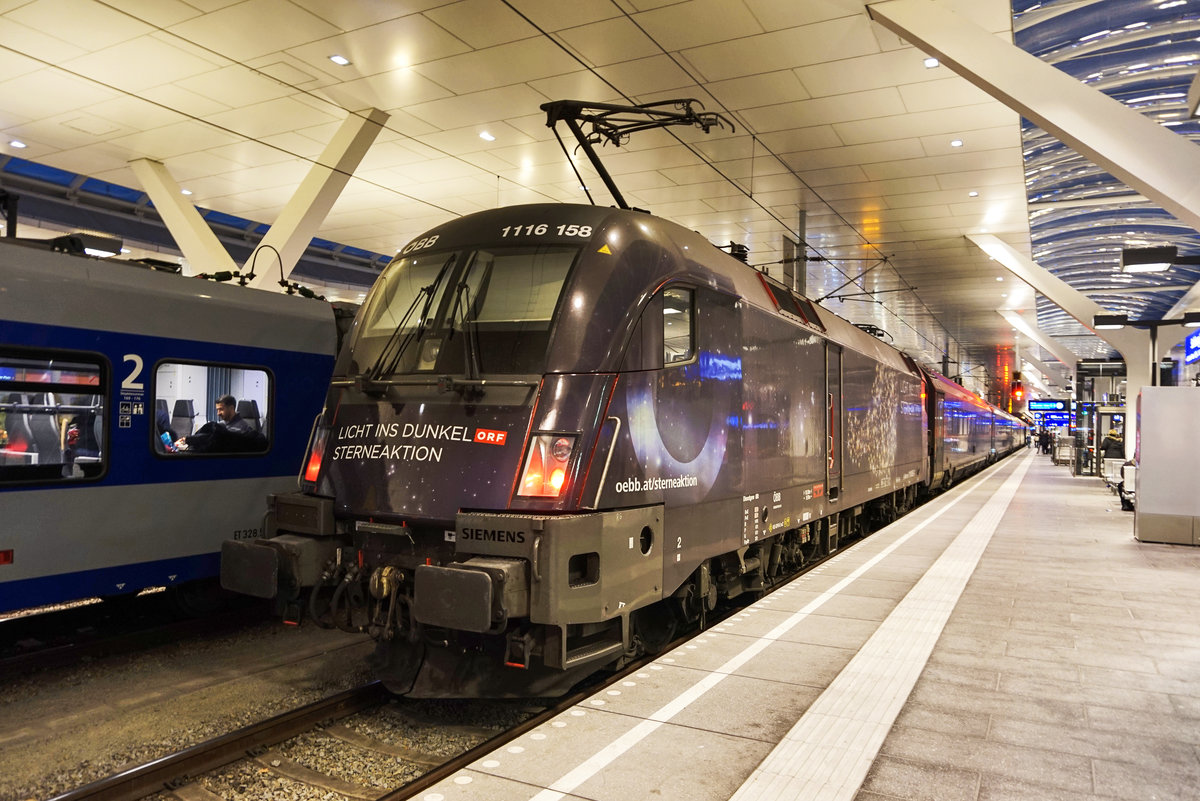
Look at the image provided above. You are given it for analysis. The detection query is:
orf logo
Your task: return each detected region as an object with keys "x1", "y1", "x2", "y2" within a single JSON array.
[{"x1": 474, "y1": 428, "x2": 507, "y2": 446}]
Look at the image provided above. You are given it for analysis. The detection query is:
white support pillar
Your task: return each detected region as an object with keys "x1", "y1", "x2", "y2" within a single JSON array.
[
  {"x1": 998, "y1": 309, "x2": 1079, "y2": 372},
  {"x1": 867, "y1": 0, "x2": 1200, "y2": 235},
  {"x1": 128, "y1": 158, "x2": 238, "y2": 277},
  {"x1": 974, "y1": 234, "x2": 1145, "y2": 459},
  {"x1": 246, "y1": 108, "x2": 389, "y2": 291},
  {"x1": 1019, "y1": 352, "x2": 1066, "y2": 398},
  {"x1": 1019, "y1": 359, "x2": 1052, "y2": 398}
]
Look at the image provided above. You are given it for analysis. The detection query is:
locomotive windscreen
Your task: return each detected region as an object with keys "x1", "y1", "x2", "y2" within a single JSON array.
[{"x1": 351, "y1": 245, "x2": 579, "y2": 377}]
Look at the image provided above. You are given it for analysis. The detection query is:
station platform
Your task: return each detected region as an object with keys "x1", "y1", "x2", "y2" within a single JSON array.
[{"x1": 418, "y1": 449, "x2": 1200, "y2": 801}]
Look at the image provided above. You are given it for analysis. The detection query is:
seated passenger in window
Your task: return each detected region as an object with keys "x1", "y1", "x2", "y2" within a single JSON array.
[
  {"x1": 175, "y1": 394, "x2": 265, "y2": 453},
  {"x1": 155, "y1": 409, "x2": 178, "y2": 453}
]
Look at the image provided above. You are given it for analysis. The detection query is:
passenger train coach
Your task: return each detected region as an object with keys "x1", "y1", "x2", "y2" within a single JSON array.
[
  {"x1": 222, "y1": 202, "x2": 1025, "y2": 696},
  {"x1": 0, "y1": 236, "x2": 337, "y2": 615}
]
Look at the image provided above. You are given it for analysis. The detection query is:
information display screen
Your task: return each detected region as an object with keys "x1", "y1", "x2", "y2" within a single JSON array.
[
  {"x1": 1028, "y1": 399, "x2": 1068, "y2": 412},
  {"x1": 1034, "y1": 411, "x2": 1072, "y2": 427}
]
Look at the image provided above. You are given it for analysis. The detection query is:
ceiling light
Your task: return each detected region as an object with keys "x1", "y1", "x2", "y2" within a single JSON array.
[
  {"x1": 9, "y1": 140, "x2": 26, "y2": 149},
  {"x1": 995, "y1": 276, "x2": 1004, "y2": 281},
  {"x1": 479, "y1": 131, "x2": 496, "y2": 141},
  {"x1": 924, "y1": 57, "x2": 940, "y2": 68},
  {"x1": 1093, "y1": 313, "x2": 1128, "y2": 330},
  {"x1": 180, "y1": 188, "x2": 193, "y2": 196},
  {"x1": 329, "y1": 54, "x2": 351, "y2": 66},
  {"x1": 950, "y1": 139, "x2": 964, "y2": 147},
  {"x1": 968, "y1": 190, "x2": 979, "y2": 197},
  {"x1": 1120, "y1": 245, "x2": 1175, "y2": 272}
]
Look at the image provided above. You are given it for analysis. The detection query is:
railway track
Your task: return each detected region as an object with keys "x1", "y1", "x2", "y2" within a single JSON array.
[
  {"x1": 0, "y1": 597, "x2": 266, "y2": 679},
  {"x1": 44, "y1": 681, "x2": 575, "y2": 801}
]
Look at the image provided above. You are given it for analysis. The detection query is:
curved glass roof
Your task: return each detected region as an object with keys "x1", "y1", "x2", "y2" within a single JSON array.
[{"x1": 1015, "y1": 0, "x2": 1200, "y2": 361}]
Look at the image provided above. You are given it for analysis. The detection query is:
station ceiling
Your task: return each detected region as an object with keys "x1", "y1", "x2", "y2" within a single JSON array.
[{"x1": 1, "y1": 0, "x2": 1197, "y2": 392}]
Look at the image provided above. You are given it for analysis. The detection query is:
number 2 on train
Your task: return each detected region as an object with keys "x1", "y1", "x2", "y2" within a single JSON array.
[{"x1": 122, "y1": 353, "x2": 144, "y2": 392}]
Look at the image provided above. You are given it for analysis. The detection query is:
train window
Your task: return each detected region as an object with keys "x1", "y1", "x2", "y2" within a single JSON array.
[
  {"x1": 154, "y1": 363, "x2": 269, "y2": 455},
  {"x1": 353, "y1": 251, "x2": 459, "y2": 373},
  {"x1": 449, "y1": 244, "x2": 577, "y2": 374},
  {"x1": 663, "y1": 287, "x2": 694, "y2": 364},
  {"x1": 0, "y1": 349, "x2": 107, "y2": 484}
]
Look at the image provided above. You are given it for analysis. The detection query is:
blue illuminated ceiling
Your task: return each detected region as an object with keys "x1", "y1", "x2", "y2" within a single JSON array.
[{"x1": 1014, "y1": 0, "x2": 1200, "y2": 360}]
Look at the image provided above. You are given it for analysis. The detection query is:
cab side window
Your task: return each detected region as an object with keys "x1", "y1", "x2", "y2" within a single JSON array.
[
  {"x1": 663, "y1": 287, "x2": 694, "y2": 364},
  {"x1": 154, "y1": 362, "x2": 270, "y2": 455},
  {"x1": 0, "y1": 348, "x2": 107, "y2": 484}
]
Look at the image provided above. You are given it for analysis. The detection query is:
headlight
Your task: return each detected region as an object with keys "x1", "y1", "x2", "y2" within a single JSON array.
[{"x1": 517, "y1": 433, "x2": 576, "y2": 498}]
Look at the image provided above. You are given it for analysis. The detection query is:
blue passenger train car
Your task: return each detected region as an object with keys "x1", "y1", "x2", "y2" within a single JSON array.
[{"x1": 0, "y1": 236, "x2": 337, "y2": 615}]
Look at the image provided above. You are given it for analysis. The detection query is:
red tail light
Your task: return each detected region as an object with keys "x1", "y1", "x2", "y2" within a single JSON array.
[
  {"x1": 517, "y1": 434, "x2": 575, "y2": 498},
  {"x1": 302, "y1": 425, "x2": 329, "y2": 485}
]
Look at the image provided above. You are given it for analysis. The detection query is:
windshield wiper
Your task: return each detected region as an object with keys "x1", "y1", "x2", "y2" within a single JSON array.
[
  {"x1": 447, "y1": 280, "x2": 482, "y2": 382},
  {"x1": 361, "y1": 255, "x2": 455, "y2": 387}
]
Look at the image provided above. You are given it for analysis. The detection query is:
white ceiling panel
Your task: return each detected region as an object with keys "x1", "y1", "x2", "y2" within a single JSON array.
[
  {"x1": 410, "y1": 37, "x2": 576, "y2": 95},
  {"x1": 593, "y1": 54, "x2": 696, "y2": 96},
  {"x1": 7, "y1": 0, "x2": 151, "y2": 50},
  {"x1": 64, "y1": 36, "x2": 222, "y2": 93},
  {"x1": 556, "y1": 16, "x2": 661, "y2": 66},
  {"x1": 165, "y1": 0, "x2": 340, "y2": 62},
  {"x1": 833, "y1": 103, "x2": 1020, "y2": 146},
  {"x1": 424, "y1": 0, "x2": 537, "y2": 49},
  {"x1": 682, "y1": 16, "x2": 880, "y2": 82},
  {"x1": 705, "y1": 71, "x2": 810, "y2": 111},
  {"x1": 632, "y1": 0, "x2": 765, "y2": 52},
  {"x1": 898, "y1": 75, "x2": 999, "y2": 112},
  {"x1": 744, "y1": 0, "x2": 864, "y2": 31},
  {"x1": 740, "y1": 89, "x2": 908, "y2": 133},
  {"x1": 404, "y1": 84, "x2": 554, "y2": 130},
  {"x1": 288, "y1": 17, "x2": 473, "y2": 80},
  {"x1": 291, "y1": 0, "x2": 458, "y2": 30},
  {"x1": 796, "y1": 49, "x2": 947, "y2": 97},
  {"x1": 205, "y1": 96, "x2": 342, "y2": 140}
]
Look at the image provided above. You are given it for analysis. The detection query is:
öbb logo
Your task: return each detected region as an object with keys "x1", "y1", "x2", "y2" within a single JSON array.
[{"x1": 474, "y1": 428, "x2": 507, "y2": 446}]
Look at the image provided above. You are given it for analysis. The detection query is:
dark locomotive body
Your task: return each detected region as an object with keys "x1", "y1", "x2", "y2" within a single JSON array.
[{"x1": 222, "y1": 203, "x2": 1023, "y2": 696}]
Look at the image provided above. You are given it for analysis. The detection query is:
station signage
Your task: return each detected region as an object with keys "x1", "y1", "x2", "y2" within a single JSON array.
[
  {"x1": 1033, "y1": 411, "x2": 1072, "y2": 427},
  {"x1": 1027, "y1": 399, "x2": 1068, "y2": 412},
  {"x1": 1186, "y1": 329, "x2": 1200, "y2": 365}
]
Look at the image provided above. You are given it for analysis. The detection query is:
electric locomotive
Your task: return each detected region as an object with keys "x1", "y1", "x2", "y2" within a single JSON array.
[
  {"x1": 0, "y1": 236, "x2": 337, "y2": 616},
  {"x1": 223, "y1": 202, "x2": 1022, "y2": 696}
]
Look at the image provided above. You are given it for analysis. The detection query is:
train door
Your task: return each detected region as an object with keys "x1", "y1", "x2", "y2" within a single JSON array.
[
  {"x1": 928, "y1": 381, "x2": 945, "y2": 483},
  {"x1": 826, "y1": 343, "x2": 842, "y2": 502}
]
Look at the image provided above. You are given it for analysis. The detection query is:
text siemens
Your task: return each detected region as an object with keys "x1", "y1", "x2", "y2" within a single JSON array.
[{"x1": 460, "y1": 527, "x2": 527, "y2": 543}]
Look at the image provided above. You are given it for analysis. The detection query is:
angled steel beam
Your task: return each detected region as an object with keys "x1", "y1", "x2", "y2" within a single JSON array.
[
  {"x1": 129, "y1": 158, "x2": 237, "y2": 277},
  {"x1": 246, "y1": 108, "x2": 389, "y2": 291},
  {"x1": 998, "y1": 309, "x2": 1080, "y2": 372}
]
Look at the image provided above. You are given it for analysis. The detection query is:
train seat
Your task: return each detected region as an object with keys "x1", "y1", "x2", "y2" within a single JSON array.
[
  {"x1": 236, "y1": 399, "x2": 261, "y2": 431},
  {"x1": 171, "y1": 399, "x2": 196, "y2": 437}
]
